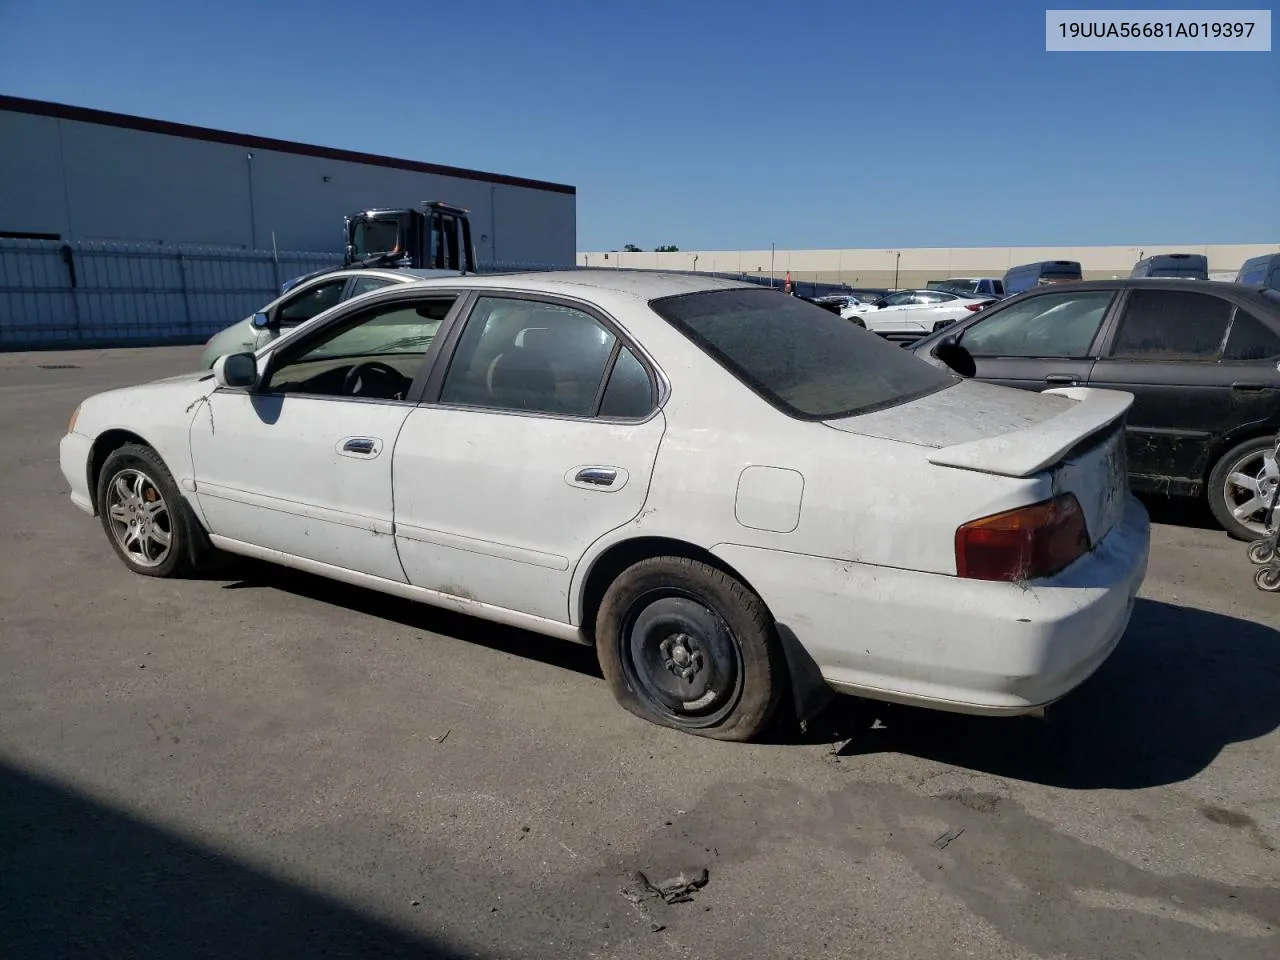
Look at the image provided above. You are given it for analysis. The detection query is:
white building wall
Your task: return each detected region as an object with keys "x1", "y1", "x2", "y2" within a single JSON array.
[
  {"x1": 578, "y1": 243, "x2": 1280, "y2": 286},
  {"x1": 0, "y1": 101, "x2": 577, "y2": 264}
]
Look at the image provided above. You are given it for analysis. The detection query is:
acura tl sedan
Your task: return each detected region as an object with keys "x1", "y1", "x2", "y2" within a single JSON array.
[{"x1": 60, "y1": 271, "x2": 1149, "y2": 741}]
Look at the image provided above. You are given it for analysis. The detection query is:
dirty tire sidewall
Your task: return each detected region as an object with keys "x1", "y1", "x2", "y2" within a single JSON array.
[
  {"x1": 96, "y1": 443, "x2": 192, "y2": 579},
  {"x1": 1207, "y1": 436, "x2": 1276, "y2": 541},
  {"x1": 595, "y1": 556, "x2": 785, "y2": 742}
]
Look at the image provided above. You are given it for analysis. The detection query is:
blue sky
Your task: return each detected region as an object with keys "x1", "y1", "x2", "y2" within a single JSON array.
[{"x1": 1, "y1": 0, "x2": 1276, "y2": 251}]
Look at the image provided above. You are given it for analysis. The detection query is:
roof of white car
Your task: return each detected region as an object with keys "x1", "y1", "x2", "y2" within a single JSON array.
[{"x1": 413, "y1": 269, "x2": 752, "y2": 301}]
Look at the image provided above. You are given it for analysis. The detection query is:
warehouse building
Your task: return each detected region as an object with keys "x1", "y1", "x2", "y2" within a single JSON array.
[
  {"x1": 577, "y1": 243, "x2": 1277, "y2": 288},
  {"x1": 0, "y1": 95, "x2": 576, "y2": 263}
]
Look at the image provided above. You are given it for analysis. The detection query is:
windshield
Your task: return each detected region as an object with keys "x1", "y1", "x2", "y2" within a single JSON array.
[
  {"x1": 650, "y1": 288, "x2": 958, "y2": 420},
  {"x1": 350, "y1": 218, "x2": 401, "y2": 258},
  {"x1": 1149, "y1": 267, "x2": 1206, "y2": 278}
]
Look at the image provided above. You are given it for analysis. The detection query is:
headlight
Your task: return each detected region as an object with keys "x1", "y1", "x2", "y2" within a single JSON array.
[{"x1": 68, "y1": 404, "x2": 81, "y2": 434}]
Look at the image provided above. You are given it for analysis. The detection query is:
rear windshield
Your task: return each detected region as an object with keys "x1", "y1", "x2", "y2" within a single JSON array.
[{"x1": 650, "y1": 288, "x2": 959, "y2": 420}]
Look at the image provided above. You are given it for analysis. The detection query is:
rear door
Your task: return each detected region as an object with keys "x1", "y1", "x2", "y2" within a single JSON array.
[
  {"x1": 1085, "y1": 287, "x2": 1277, "y2": 490},
  {"x1": 953, "y1": 287, "x2": 1117, "y2": 390},
  {"x1": 391, "y1": 293, "x2": 666, "y2": 623}
]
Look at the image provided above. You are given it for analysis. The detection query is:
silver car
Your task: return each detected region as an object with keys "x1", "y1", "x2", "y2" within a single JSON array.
[{"x1": 198, "y1": 268, "x2": 458, "y2": 369}]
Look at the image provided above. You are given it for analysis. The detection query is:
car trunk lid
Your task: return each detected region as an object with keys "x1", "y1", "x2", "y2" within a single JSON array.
[{"x1": 826, "y1": 381, "x2": 1134, "y2": 543}]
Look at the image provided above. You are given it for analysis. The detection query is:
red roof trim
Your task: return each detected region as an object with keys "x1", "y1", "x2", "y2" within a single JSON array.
[{"x1": 0, "y1": 94, "x2": 576, "y2": 196}]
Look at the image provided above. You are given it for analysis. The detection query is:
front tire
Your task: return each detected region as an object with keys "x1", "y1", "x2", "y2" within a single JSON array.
[
  {"x1": 595, "y1": 556, "x2": 785, "y2": 742},
  {"x1": 1207, "y1": 436, "x2": 1279, "y2": 540},
  {"x1": 96, "y1": 444, "x2": 195, "y2": 578}
]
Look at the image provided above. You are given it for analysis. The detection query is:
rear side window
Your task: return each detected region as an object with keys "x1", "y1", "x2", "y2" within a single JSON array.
[
  {"x1": 960, "y1": 290, "x2": 1114, "y2": 358},
  {"x1": 278, "y1": 279, "x2": 346, "y2": 325},
  {"x1": 650, "y1": 288, "x2": 957, "y2": 420},
  {"x1": 1223, "y1": 308, "x2": 1280, "y2": 361},
  {"x1": 348, "y1": 276, "x2": 395, "y2": 298},
  {"x1": 1108, "y1": 290, "x2": 1231, "y2": 361}
]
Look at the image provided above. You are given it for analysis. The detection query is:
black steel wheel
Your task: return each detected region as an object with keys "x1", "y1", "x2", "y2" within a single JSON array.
[{"x1": 595, "y1": 556, "x2": 785, "y2": 741}]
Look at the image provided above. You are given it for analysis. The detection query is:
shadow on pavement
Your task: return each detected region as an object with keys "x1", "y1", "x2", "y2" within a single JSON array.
[
  {"x1": 221, "y1": 560, "x2": 603, "y2": 679},
  {"x1": 812, "y1": 598, "x2": 1280, "y2": 790},
  {"x1": 1136, "y1": 492, "x2": 1220, "y2": 532},
  {"x1": 0, "y1": 761, "x2": 470, "y2": 959},
  {"x1": 216, "y1": 563, "x2": 1277, "y2": 791}
]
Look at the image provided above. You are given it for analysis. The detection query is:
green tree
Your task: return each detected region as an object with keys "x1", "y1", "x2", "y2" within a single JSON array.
[
  {"x1": 623, "y1": 243, "x2": 643, "y2": 252},
  {"x1": 654, "y1": 244, "x2": 680, "y2": 252}
]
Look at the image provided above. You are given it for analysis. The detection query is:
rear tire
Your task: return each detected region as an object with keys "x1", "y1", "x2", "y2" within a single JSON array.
[
  {"x1": 595, "y1": 557, "x2": 785, "y2": 742},
  {"x1": 1207, "y1": 436, "x2": 1279, "y2": 541}
]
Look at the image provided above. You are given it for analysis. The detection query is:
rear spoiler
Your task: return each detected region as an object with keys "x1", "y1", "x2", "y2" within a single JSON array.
[{"x1": 927, "y1": 387, "x2": 1133, "y2": 478}]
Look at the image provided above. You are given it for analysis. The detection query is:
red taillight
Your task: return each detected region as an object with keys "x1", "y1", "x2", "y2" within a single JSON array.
[
  {"x1": 964, "y1": 303, "x2": 985, "y2": 312},
  {"x1": 955, "y1": 494, "x2": 1090, "y2": 582}
]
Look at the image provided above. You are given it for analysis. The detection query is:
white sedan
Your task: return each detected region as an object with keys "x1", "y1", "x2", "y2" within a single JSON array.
[
  {"x1": 842, "y1": 289, "x2": 994, "y2": 338},
  {"x1": 60, "y1": 271, "x2": 1149, "y2": 741}
]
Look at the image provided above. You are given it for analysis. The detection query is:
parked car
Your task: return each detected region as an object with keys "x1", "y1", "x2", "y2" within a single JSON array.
[
  {"x1": 1237, "y1": 253, "x2": 1280, "y2": 290},
  {"x1": 61, "y1": 272, "x2": 1148, "y2": 741},
  {"x1": 910, "y1": 279, "x2": 1280, "y2": 539},
  {"x1": 1130, "y1": 253, "x2": 1208, "y2": 280},
  {"x1": 1003, "y1": 260, "x2": 1083, "y2": 295},
  {"x1": 198, "y1": 267, "x2": 459, "y2": 369},
  {"x1": 841, "y1": 289, "x2": 995, "y2": 340},
  {"x1": 926, "y1": 277, "x2": 1005, "y2": 298}
]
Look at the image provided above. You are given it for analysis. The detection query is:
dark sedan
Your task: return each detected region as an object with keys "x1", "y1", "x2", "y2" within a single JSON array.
[{"x1": 909, "y1": 279, "x2": 1280, "y2": 539}]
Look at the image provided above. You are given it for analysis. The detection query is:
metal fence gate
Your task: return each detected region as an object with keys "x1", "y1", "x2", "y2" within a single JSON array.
[{"x1": 0, "y1": 239, "x2": 346, "y2": 350}]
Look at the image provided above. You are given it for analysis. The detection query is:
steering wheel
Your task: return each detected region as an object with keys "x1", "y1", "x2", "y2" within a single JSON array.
[{"x1": 342, "y1": 360, "x2": 407, "y2": 398}]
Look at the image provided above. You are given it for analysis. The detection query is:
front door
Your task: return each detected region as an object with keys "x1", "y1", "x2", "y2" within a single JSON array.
[
  {"x1": 391, "y1": 294, "x2": 666, "y2": 623},
  {"x1": 190, "y1": 293, "x2": 459, "y2": 582},
  {"x1": 955, "y1": 287, "x2": 1117, "y2": 391}
]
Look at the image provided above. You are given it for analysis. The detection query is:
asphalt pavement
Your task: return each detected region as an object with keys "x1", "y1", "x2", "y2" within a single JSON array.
[{"x1": 1, "y1": 346, "x2": 1278, "y2": 959}]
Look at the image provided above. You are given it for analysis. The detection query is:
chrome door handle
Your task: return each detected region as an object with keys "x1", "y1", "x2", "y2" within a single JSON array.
[
  {"x1": 343, "y1": 438, "x2": 377, "y2": 454},
  {"x1": 574, "y1": 467, "x2": 618, "y2": 486}
]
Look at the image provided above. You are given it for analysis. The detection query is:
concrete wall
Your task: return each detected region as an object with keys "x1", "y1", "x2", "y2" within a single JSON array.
[
  {"x1": 577, "y1": 244, "x2": 1280, "y2": 288},
  {"x1": 0, "y1": 102, "x2": 577, "y2": 264}
]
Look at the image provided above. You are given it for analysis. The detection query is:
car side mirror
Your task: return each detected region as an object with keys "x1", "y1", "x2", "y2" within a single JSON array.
[
  {"x1": 250, "y1": 311, "x2": 272, "y2": 330},
  {"x1": 212, "y1": 352, "x2": 259, "y2": 389},
  {"x1": 934, "y1": 334, "x2": 976, "y2": 378}
]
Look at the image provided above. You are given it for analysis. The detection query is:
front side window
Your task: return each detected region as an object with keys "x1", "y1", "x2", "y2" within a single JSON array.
[
  {"x1": 277, "y1": 279, "x2": 347, "y2": 326},
  {"x1": 960, "y1": 290, "x2": 1114, "y2": 358},
  {"x1": 1107, "y1": 289, "x2": 1231, "y2": 361},
  {"x1": 439, "y1": 296, "x2": 644, "y2": 418},
  {"x1": 262, "y1": 297, "x2": 456, "y2": 400},
  {"x1": 880, "y1": 292, "x2": 916, "y2": 307},
  {"x1": 650, "y1": 288, "x2": 957, "y2": 420}
]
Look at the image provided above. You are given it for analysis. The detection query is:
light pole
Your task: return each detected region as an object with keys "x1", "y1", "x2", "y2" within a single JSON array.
[
  {"x1": 893, "y1": 250, "x2": 901, "y2": 290},
  {"x1": 770, "y1": 243, "x2": 776, "y2": 289}
]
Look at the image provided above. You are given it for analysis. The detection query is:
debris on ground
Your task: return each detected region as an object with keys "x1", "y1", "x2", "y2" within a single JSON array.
[
  {"x1": 932, "y1": 828, "x2": 964, "y2": 850},
  {"x1": 429, "y1": 730, "x2": 450, "y2": 743},
  {"x1": 622, "y1": 869, "x2": 711, "y2": 905}
]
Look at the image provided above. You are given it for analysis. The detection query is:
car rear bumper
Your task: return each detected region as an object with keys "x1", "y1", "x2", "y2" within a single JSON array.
[
  {"x1": 59, "y1": 431, "x2": 95, "y2": 515},
  {"x1": 712, "y1": 494, "x2": 1150, "y2": 716}
]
